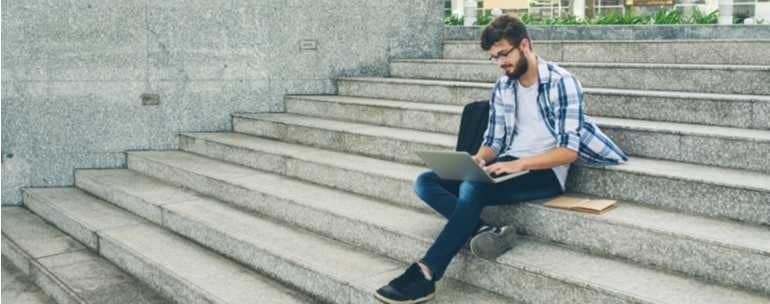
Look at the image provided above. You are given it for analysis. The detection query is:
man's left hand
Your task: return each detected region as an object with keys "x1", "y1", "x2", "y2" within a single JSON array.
[{"x1": 484, "y1": 160, "x2": 528, "y2": 176}]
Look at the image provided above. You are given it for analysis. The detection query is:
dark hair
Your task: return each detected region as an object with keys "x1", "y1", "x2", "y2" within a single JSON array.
[{"x1": 480, "y1": 15, "x2": 530, "y2": 51}]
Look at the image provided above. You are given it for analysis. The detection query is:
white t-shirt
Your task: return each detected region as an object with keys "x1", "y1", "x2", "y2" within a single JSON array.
[{"x1": 505, "y1": 81, "x2": 570, "y2": 191}]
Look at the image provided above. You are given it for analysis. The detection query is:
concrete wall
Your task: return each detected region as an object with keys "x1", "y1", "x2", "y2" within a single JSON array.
[{"x1": 1, "y1": 0, "x2": 445, "y2": 205}]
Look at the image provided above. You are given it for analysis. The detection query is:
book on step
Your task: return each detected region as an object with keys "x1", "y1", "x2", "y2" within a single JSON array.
[{"x1": 544, "y1": 196, "x2": 617, "y2": 214}]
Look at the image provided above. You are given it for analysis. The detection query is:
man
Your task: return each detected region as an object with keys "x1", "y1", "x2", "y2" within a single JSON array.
[{"x1": 374, "y1": 15, "x2": 627, "y2": 304}]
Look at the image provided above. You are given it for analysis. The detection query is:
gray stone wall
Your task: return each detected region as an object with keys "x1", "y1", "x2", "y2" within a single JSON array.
[{"x1": 1, "y1": 0, "x2": 444, "y2": 205}]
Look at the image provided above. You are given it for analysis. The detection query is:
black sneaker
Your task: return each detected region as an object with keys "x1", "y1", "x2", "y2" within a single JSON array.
[
  {"x1": 374, "y1": 263, "x2": 436, "y2": 304},
  {"x1": 470, "y1": 225, "x2": 516, "y2": 260}
]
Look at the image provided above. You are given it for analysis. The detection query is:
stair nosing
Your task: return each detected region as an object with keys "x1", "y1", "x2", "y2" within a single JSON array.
[
  {"x1": 392, "y1": 59, "x2": 770, "y2": 70},
  {"x1": 443, "y1": 39, "x2": 770, "y2": 44},
  {"x1": 337, "y1": 76, "x2": 770, "y2": 102}
]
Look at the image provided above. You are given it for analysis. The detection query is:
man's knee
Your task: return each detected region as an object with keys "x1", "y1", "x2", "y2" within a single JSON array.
[
  {"x1": 413, "y1": 171, "x2": 440, "y2": 198},
  {"x1": 457, "y1": 181, "x2": 488, "y2": 209}
]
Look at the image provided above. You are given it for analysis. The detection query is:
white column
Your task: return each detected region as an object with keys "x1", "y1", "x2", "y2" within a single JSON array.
[
  {"x1": 573, "y1": 0, "x2": 586, "y2": 19},
  {"x1": 757, "y1": 1, "x2": 770, "y2": 21},
  {"x1": 719, "y1": 0, "x2": 734, "y2": 24},
  {"x1": 452, "y1": 0, "x2": 465, "y2": 16},
  {"x1": 464, "y1": 0, "x2": 477, "y2": 26},
  {"x1": 681, "y1": 0, "x2": 694, "y2": 18}
]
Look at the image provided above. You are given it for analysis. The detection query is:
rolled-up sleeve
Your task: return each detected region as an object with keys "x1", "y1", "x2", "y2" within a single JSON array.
[
  {"x1": 482, "y1": 80, "x2": 505, "y2": 153},
  {"x1": 554, "y1": 75, "x2": 584, "y2": 152}
]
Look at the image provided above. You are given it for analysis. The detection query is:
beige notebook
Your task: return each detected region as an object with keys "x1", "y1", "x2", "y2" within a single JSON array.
[{"x1": 544, "y1": 196, "x2": 617, "y2": 214}]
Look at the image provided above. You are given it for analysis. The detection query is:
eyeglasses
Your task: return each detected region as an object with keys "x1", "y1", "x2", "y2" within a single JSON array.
[{"x1": 489, "y1": 47, "x2": 517, "y2": 63}]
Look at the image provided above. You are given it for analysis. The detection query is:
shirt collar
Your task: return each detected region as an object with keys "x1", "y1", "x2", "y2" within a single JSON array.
[{"x1": 536, "y1": 56, "x2": 550, "y2": 85}]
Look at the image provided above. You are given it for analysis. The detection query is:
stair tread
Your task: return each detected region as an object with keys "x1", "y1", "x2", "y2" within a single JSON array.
[
  {"x1": 123, "y1": 151, "x2": 770, "y2": 304},
  {"x1": 286, "y1": 94, "x2": 463, "y2": 114},
  {"x1": 232, "y1": 112, "x2": 456, "y2": 147},
  {"x1": 1, "y1": 206, "x2": 172, "y2": 304},
  {"x1": 2, "y1": 207, "x2": 87, "y2": 259},
  {"x1": 287, "y1": 94, "x2": 770, "y2": 141},
  {"x1": 1, "y1": 256, "x2": 56, "y2": 304},
  {"x1": 21, "y1": 188, "x2": 316, "y2": 304},
  {"x1": 180, "y1": 131, "x2": 425, "y2": 181},
  {"x1": 393, "y1": 59, "x2": 770, "y2": 70},
  {"x1": 337, "y1": 76, "x2": 770, "y2": 101},
  {"x1": 443, "y1": 39, "x2": 770, "y2": 44}
]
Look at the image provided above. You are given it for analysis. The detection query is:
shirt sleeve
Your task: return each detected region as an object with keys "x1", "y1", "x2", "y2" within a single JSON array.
[
  {"x1": 481, "y1": 80, "x2": 505, "y2": 154},
  {"x1": 554, "y1": 75, "x2": 584, "y2": 152}
]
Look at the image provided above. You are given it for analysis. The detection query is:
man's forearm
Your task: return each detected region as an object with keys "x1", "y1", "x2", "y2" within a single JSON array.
[
  {"x1": 474, "y1": 146, "x2": 498, "y2": 163},
  {"x1": 519, "y1": 147, "x2": 578, "y2": 170}
]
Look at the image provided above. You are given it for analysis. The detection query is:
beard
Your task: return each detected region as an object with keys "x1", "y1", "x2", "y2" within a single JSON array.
[{"x1": 503, "y1": 50, "x2": 528, "y2": 79}]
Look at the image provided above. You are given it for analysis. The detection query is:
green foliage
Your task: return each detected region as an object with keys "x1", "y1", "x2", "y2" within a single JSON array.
[
  {"x1": 476, "y1": 12, "x2": 494, "y2": 25},
  {"x1": 589, "y1": 10, "x2": 650, "y2": 25},
  {"x1": 444, "y1": 14, "x2": 464, "y2": 26},
  {"x1": 690, "y1": 7, "x2": 718, "y2": 24},
  {"x1": 446, "y1": 8, "x2": 722, "y2": 26},
  {"x1": 521, "y1": 13, "x2": 534, "y2": 24},
  {"x1": 652, "y1": 8, "x2": 682, "y2": 24}
]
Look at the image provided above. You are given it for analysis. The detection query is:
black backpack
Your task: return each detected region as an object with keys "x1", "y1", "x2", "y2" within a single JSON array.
[{"x1": 455, "y1": 100, "x2": 490, "y2": 155}]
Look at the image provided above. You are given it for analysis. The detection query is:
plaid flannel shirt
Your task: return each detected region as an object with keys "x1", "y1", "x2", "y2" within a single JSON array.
[{"x1": 482, "y1": 57, "x2": 628, "y2": 165}]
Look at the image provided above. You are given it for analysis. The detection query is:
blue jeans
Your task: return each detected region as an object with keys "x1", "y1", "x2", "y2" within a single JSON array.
[{"x1": 414, "y1": 158, "x2": 564, "y2": 281}]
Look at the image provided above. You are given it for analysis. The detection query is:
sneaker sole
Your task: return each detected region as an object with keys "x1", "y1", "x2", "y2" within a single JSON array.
[
  {"x1": 470, "y1": 225, "x2": 514, "y2": 260},
  {"x1": 374, "y1": 291, "x2": 436, "y2": 304}
]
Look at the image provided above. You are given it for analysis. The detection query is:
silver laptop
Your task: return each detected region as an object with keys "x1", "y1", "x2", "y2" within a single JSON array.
[{"x1": 415, "y1": 151, "x2": 530, "y2": 183}]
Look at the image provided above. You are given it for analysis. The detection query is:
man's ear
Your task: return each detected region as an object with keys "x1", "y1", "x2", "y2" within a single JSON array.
[{"x1": 521, "y1": 38, "x2": 532, "y2": 53}]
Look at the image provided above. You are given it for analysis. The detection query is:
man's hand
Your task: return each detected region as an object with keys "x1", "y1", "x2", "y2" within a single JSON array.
[
  {"x1": 484, "y1": 159, "x2": 527, "y2": 176},
  {"x1": 473, "y1": 146, "x2": 497, "y2": 167},
  {"x1": 472, "y1": 155, "x2": 486, "y2": 167}
]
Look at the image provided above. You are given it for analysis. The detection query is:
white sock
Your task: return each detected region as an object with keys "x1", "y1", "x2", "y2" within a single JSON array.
[{"x1": 418, "y1": 264, "x2": 433, "y2": 281}]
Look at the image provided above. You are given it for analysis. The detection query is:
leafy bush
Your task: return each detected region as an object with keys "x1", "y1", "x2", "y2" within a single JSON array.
[
  {"x1": 444, "y1": 14, "x2": 464, "y2": 26},
  {"x1": 588, "y1": 11, "x2": 648, "y2": 24},
  {"x1": 445, "y1": 8, "x2": 722, "y2": 25},
  {"x1": 652, "y1": 8, "x2": 683, "y2": 24},
  {"x1": 476, "y1": 12, "x2": 494, "y2": 25},
  {"x1": 690, "y1": 7, "x2": 718, "y2": 24}
]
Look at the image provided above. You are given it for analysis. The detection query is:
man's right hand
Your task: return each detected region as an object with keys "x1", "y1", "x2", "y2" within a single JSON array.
[{"x1": 472, "y1": 155, "x2": 486, "y2": 167}]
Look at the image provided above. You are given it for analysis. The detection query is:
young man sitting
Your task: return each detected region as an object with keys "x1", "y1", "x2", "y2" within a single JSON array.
[{"x1": 374, "y1": 15, "x2": 627, "y2": 304}]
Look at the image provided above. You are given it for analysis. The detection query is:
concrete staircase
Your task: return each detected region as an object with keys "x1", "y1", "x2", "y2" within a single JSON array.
[{"x1": 4, "y1": 37, "x2": 770, "y2": 303}]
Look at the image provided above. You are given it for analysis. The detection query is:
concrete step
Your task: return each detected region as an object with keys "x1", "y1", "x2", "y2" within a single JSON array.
[
  {"x1": 178, "y1": 132, "x2": 426, "y2": 209},
  {"x1": 176, "y1": 132, "x2": 770, "y2": 294},
  {"x1": 232, "y1": 112, "x2": 455, "y2": 165},
  {"x1": 443, "y1": 25, "x2": 770, "y2": 41},
  {"x1": 2, "y1": 256, "x2": 56, "y2": 304},
  {"x1": 336, "y1": 77, "x2": 770, "y2": 130},
  {"x1": 120, "y1": 151, "x2": 770, "y2": 303},
  {"x1": 1, "y1": 206, "x2": 171, "y2": 304},
  {"x1": 74, "y1": 169, "x2": 518, "y2": 304},
  {"x1": 285, "y1": 94, "x2": 462, "y2": 134},
  {"x1": 443, "y1": 40, "x2": 770, "y2": 65},
  {"x1": 181, "y1": 129, "x2": 770, "y2": 226},
  {"x1": 283, "y1": 95, "x2": 770, "y2": 174},
  {"x1": 19, "y1": 188, "x2": 316, "y2": 304},
  {"x1": 389, "y1": 59, "x2": 770, "y2": 95}
]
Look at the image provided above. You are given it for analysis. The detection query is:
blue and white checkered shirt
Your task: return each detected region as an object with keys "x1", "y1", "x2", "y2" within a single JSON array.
[{"x1": 482, "y1": 57, "x2": 628, "y2": 171}]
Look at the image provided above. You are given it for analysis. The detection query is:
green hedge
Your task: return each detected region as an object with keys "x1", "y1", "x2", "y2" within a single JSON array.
[{"x1": 443, "y1": 8, "x2": 757, "y2": 26}]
